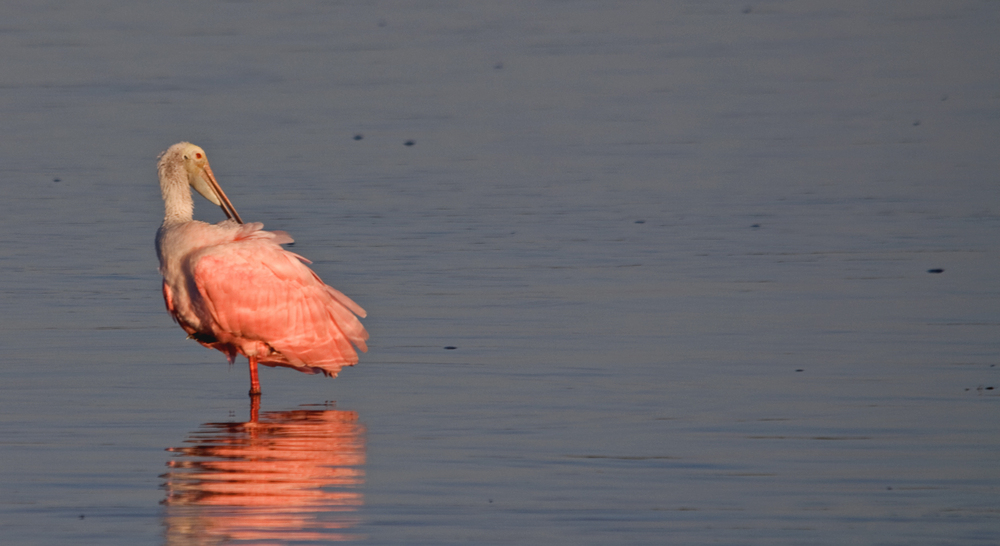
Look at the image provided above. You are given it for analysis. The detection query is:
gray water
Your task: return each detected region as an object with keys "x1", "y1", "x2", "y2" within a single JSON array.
[{"x1": 1, "y1": 1, "x2": 998, "y2": 544}]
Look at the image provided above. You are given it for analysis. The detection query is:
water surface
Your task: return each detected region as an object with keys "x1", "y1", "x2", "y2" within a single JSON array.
[{"x1": 0, "y1": 1, "x2": 998, "y2": 544}]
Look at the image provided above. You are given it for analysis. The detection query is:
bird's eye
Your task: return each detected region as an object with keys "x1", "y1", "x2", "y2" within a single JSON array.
[{"x1": 196, "y1": 153, "x2": 203, "y2": 159}]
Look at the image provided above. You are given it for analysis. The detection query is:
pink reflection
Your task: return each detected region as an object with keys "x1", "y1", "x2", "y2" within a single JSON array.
[{"x1": 161, "y1": 400, "x2": 365, "y2": 544}]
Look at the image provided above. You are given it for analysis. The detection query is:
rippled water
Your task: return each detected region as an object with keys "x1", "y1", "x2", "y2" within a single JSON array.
[
  {"x1": 163, "y1": 402, "x2": 365, "y2": 544},
  {"x1": 1, "y1": 1, "x2": 998, "y2": 544}
]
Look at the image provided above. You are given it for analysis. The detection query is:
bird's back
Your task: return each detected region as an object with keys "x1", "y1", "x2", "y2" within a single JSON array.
[{"x1": 160, "y1": 221, "x2": 368, "y2": 377}]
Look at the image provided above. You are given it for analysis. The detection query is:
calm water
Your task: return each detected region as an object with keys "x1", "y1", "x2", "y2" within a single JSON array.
[{"x1": 1, "y1": 1, "x2": 998, "y2": 544}]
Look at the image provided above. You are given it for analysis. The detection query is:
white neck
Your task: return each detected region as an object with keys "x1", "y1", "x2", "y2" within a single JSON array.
[{"x1": 158, "y1": 149, "x2": 194, "y2": 226}]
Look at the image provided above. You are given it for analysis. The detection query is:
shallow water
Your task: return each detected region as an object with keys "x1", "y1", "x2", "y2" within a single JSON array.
[
  {"x1": 162, "y1": 402, "x2": 365, "y2": 544},
  {"x1": 1, "y1": 1, "x2": 998, "y2": 544}
]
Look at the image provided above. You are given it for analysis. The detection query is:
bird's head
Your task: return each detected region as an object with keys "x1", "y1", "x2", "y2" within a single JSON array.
[
  {"x1": 162, "y1": 142, "x2": 244, "y2": 224},
  {"x1": 178, "y1": 143, "x2": 218, "y2": 204}
]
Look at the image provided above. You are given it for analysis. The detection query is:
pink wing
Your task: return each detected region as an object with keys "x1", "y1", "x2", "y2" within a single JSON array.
[{"x1": 189, "y1": 225, "x2": 368, "y2": 376}]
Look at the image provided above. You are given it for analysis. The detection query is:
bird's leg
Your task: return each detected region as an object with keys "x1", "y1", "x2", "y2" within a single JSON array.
[
  {"x1": 248, "y1": 355, "x2": 261, "y2": 396},
  {"x1": 248, "y1": 392, "x2": 260, "y2": 422}
]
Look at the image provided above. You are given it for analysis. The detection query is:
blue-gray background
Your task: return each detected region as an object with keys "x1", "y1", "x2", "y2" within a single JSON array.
[{"x1": 1, "y1": 1, "x2": 998, "y2": 544}]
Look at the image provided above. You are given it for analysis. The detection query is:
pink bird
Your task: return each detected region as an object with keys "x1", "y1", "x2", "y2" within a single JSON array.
[{"x1": 155, "y1": 142, "x2": 368, "y2": 395}]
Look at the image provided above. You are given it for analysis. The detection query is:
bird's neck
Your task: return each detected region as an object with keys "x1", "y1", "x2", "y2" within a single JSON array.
[{"x1": 160, "y1": 163, "x2": 194, "y2": 226}]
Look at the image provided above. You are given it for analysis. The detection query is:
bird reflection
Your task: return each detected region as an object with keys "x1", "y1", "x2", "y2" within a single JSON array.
[{"x1": 161, "y1": 400, "x2": 365, "y2": 544}]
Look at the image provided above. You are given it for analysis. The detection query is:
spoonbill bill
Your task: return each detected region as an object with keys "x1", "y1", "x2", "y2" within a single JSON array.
[{"x1": 155, "y1": 142, "x2": 368, "y2": 395}]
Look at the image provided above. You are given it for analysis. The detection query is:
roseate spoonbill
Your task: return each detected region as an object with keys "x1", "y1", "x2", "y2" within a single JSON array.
[{"x1": 155, "y1": 142, "x2": 368, "y2": 395}]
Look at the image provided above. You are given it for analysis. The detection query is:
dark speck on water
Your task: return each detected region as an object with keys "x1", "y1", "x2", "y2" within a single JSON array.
[
  {"x1": 353, "y1": 134, "x2": 364, "y2": 140},
  {"x1": 927, "y1": 268, "x2": 944, "y2": 273},
  {"x1": 53, "y1": 178, "x2": 60, "y2": 182},
  {"x1": 404, "y1": 139, "x2": 415, "y2": 146},
  {"x1": 634, "y1": 219, "x2": 645, "y2": 224},
  {"x1": 444, "y1": 346, "x2": 457, "y2": 350}
]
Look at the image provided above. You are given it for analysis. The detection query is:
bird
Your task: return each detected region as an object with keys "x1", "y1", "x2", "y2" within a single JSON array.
[{"x1": 155, "y1": 142, "x2": 368, "y2": 396}]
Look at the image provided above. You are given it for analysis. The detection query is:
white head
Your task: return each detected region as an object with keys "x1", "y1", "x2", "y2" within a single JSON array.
[{"x1": 158, "y1": 142, "x2": 243, "y2": 223}]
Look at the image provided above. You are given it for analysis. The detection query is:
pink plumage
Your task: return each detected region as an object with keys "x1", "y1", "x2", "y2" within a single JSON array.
[{"x1": 155, "y1": 142, "x2": 368, "y2": 395}]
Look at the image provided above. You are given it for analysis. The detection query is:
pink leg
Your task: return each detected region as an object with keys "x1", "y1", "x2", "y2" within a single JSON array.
[
  {"x1": 248, "y1": 356, "x2": 261, "y2": 396},
  {"x1": 249, "y1": 393, "x2": 261, "y2": 422}
]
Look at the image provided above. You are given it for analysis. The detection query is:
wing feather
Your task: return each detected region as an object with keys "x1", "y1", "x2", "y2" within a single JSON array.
[{"x1": 187, "y1": 228, "x2": 368, "y2": 375}]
